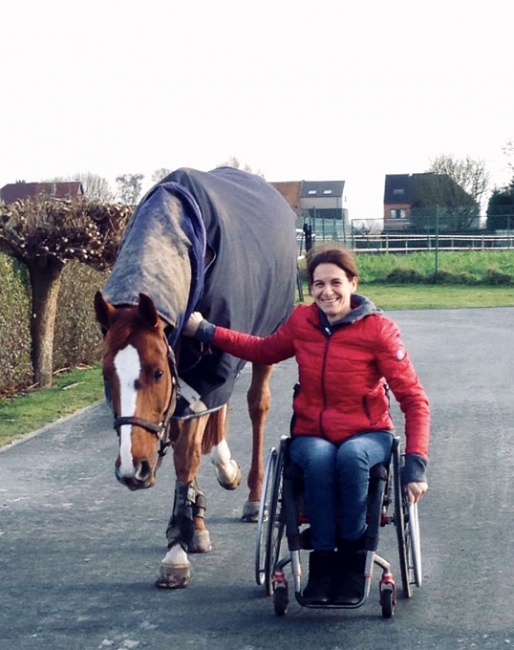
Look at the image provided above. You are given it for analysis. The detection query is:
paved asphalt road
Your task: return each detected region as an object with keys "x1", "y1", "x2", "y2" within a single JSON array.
[{"x1": 1, "y1": 308, "x2": 514, "y2": 650}]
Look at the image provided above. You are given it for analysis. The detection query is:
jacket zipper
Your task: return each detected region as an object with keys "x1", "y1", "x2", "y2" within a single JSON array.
[{"x1": 319, "y1": 326, "x2": 332, "y2": 437}]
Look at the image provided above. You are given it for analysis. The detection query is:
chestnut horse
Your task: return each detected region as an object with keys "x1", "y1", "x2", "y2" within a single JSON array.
[{"x1": 94, "y1": 167, "x2": 297, "y2": 588}]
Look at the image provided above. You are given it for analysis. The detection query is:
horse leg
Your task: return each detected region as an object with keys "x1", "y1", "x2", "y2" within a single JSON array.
[
  {"x1": 242, "y1": 363, "x2": 273, "y2": 522},
  {"x1": 207, "y1": 405, "x2": 243, "y2": 490},
  {"x1": 156, "y1": 416, "x2": 212, "y2": 589}
]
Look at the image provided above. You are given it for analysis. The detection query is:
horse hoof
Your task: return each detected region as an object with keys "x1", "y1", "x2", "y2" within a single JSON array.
[
  {"x1": 217, "y1": 461, "x2": 242, "y2": 491},
  {"x1": 189, "y1": 530, "x2": 212, "y2": 553},
  {"x1": 241, "y1": 501, "x2": 260, "y2": 523},
  {"x1": 155, "y1": 563, "x2": 191, "y2": 589}
]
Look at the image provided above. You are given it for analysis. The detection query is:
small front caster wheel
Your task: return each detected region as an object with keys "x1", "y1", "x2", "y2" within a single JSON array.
[
  {"x1": 381, "y1": 588, "x2": 395, "y2": 619},
  {"x1": 273, "y1": 583, "x2": 289, "y2": 616}
]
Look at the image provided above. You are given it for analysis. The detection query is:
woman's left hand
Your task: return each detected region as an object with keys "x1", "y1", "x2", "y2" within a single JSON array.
[
  {"x1": 406, "y1": 481, "x2": 428, "y2": 505},
  {"x1": 182, "y1": 311, "x2": 204, "y2": 337}
]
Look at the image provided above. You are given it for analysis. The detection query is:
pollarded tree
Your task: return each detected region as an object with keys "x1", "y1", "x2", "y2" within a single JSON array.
[{"x1": 0, "y1": 196, "x2": 131, "y2": 388}]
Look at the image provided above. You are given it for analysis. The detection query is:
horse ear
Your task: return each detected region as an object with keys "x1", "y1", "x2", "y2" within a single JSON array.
[
  {"x1": 94, "y1": 291, "x2": 114, "y2": 333},
  {"x1": 138, "y1": 293, "x2": 160, "y2": 329}
]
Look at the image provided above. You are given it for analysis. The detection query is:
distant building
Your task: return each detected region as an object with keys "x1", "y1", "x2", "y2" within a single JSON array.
[
  {"x1": 300, "y1": 180, "x2": 347, "y2": 222},
  {"x1": 271, "y1": 179, "x2": 348, "y2": 221},
  {"x1": 383, "y1": 173, "x2": 478, "y2": 232},
  {"x1": 270, "y1": 181, "x2": 302, "y2": 216},
  {"x1": 0, "y1": 181, "x2": 84, "y2": 204}
]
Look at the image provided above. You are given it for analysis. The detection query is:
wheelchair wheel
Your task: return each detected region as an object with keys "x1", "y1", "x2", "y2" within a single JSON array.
[
  {"x1": 273, "y1": 582, "x2": 289, "y2": 616},
  {"x1": 408, "y1": 501, "x2": 423, "y2": 587},
  {"x1": 393, "y1": 446, "x2": 423, "y2": 598},
  {"x1": 381, "y1": 586, "x2": 394, "y2": 619},
  {"x1": 263, "y1": 439, "x2": 287, "y2": 596},
  {"x1": 255, "y1": 447, "x2": 277, "y2": 587}
]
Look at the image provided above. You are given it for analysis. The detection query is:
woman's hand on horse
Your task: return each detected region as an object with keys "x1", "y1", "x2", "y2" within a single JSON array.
[
  {"x1": 183, "y1": 312, "x2": 204, "y2": 337},
  {"x1": 406, "y1": 481, "x2": 428, "y2": 504}
]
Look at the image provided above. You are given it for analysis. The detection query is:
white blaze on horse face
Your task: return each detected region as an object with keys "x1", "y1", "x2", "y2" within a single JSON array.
[{"x1": 114, "y1": 344, "x2": 141, "y2": 477}]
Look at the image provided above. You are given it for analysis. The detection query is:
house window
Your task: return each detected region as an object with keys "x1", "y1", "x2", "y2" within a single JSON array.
[
  {"x1": 323, "y1": 189, "x2": 333, "y2": 195},
  {"x1": 393, "y1": 189, "x2": 405, "y2": 196},
  {"x1": 307, "y1": 190, "x2": 317, "y2": 195},
  {"x1": 390, "y1": 209, "x2": 407, "y2": 219}
]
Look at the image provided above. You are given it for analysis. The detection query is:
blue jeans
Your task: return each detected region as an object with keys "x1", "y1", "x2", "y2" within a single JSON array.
[{"x1": 288, "y1": 431, "x2": 393, "y2": 551}]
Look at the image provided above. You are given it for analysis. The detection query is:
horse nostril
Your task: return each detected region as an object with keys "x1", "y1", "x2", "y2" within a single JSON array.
[{"x1": 135, "y1": 460, "x2": 152, "y2": 482}]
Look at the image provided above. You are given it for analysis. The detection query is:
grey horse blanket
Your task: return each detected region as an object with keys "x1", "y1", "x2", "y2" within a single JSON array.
[{"x1": 102, "y1": 166, "x2": 297, "y2": 418}]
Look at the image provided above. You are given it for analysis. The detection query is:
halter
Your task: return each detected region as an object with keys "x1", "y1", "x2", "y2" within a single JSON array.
[{"x1": 113, "y1": 338, "x2": 181, "y2": 460}]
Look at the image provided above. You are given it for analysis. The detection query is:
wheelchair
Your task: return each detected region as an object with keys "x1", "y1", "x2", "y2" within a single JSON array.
[{"x1": 255, "y1": 435, "x2": 422, "y2": 617}]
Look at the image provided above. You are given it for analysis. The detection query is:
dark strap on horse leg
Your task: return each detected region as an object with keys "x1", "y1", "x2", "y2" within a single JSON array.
[
  {"x1": 192, "y1": 477, "x2": 207, "y2": 520},
  {"x1": 166, "y1": 480, "x2": 196, "y2": 551}
]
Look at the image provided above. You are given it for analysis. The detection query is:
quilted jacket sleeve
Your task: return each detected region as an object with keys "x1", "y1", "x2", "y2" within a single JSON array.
[
  {"x1": 373, "y1": 316, "x2": 430, "y2": 461},
  {"x1": 210, "y1": 310, "x2": 298, "y2": 365}
]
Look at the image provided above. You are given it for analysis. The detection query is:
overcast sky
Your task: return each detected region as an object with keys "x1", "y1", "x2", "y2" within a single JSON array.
[{"x1": 1, "y1": 0, "x2": 513, "y2": 220}]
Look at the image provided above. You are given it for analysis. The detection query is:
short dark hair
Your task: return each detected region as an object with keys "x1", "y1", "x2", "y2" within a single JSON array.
[{"x1": 306, "y1": 243, "x2": 359, "y2": 286}]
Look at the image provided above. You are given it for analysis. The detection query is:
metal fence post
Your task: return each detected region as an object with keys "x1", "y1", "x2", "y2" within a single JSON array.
[{"x1": 435, "y1": 205, "x2": 440, "y2": 282}]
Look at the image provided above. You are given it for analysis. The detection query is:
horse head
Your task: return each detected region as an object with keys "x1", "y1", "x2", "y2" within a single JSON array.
[{"x1": 94, "y1": 291, "x2": 178, "y2": 490}]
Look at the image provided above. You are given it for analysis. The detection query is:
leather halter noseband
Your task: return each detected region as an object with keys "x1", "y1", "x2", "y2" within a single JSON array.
[{"x1": 113, "y1": 338, "x2": 181, "y2": 459}]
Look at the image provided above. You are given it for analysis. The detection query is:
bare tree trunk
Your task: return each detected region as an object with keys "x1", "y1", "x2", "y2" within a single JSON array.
[{"x1": 26, "y1": 256, "x2": 64, "y2": 389}]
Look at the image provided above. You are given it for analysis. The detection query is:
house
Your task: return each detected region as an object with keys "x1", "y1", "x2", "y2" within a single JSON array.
[
  {"x1": 383, "y1": 173, "x2": 478, "y2": 232},
  {"x1": 271, "y1": 179, "x2": 348, "y2": 221},
  {"x1": 300, "y1": 180, "x2": 347, "y2": 221},
  {"x1": 0, "y1": 181, "x2": 84, "y2": 204},
  {"x1": 270, "y1": 181, "x2": 302, "y2": 216}
]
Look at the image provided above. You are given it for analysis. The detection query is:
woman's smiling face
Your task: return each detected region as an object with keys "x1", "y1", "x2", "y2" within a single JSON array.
[{"x1": 310, "y1": 262, "x2": 358, "y2": 323}]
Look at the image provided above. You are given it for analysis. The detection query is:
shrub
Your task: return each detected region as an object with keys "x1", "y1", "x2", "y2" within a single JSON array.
[
  {"x1": 484, "y1": 268, "x2": 512, "y2": 285},
  {"x1": 0, "y1": 254, "x2": 108, "y2": 394},
  {"x1": 385, "y1": 268, "x2": 424, "y2": 284},
  {"x1": 53, "y1": 261, "x2": 108, "y2": 369},
  {"x1": 0, "y1": 255, "x2": 32, "y2": 392}
]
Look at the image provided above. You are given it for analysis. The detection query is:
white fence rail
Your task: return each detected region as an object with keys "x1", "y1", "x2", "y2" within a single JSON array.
[{"x1": 350, "y1": 233, "x2": 514, "y2": 253}]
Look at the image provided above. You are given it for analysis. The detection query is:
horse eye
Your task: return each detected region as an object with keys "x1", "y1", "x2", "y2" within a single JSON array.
[{"x1": 154, "y1": 369, "x2": 164, "y2": 381}]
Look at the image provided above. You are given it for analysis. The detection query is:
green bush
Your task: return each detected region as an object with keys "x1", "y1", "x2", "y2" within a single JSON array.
[
  {"x1": 0, "y1": 253, "x2": 107, "y2": 394},
  {"x1": 53, "y1": 261, "x2": 108, "y2": 369},
  {"x1": 484, "y1": 268, "x2": 512, "y2": 285},
  {"x1": 0, "y1": 255, "x2": 32, "y2": 392},
  {"x1": 385, "y1": 268, "x2": 424, "y2": 284}
]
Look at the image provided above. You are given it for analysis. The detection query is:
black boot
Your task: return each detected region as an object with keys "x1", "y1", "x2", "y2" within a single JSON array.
[
  {"x1": 332, "y1": 540, "x2": 366, "y2": 605},
  {"x1": 302, "y1": 550, "x2": 334, "y2": 605}
]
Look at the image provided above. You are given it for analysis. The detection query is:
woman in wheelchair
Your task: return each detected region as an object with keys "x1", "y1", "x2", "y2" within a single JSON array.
[{"x1": 183, "y1": 243, "x2": 430, "y2": 606}]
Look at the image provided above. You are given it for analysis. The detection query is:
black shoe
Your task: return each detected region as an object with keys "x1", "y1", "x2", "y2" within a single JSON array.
[
  {"x1": 332, "y1": 569, "x2": 366, "y2": 605},
  {"x1": 302, "y1": 550, "x2": 334, "y2": 605},
  {"x1": 332, "y1": 544, "x2": 366, "y2": 605}
]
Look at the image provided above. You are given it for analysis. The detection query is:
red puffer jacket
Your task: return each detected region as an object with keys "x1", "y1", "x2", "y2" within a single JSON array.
[{"x1": 212, "y1": 299, "x2": 430, "y2": 459}]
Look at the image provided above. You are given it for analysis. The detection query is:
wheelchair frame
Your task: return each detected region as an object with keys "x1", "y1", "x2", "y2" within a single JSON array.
[{"x1": 255, "y1": 435, "x2": 422, "y2": 617}]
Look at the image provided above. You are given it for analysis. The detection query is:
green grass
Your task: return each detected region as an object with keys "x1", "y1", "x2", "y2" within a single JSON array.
[
  {"x1": 356, "y1": 284, "x2": 514, "y2": 310},
  {"x1": 2, "y1": 278, "x2": 514, "y2": 450},
  {"x1": 0, "y1": 364, "x2": 104, "y2": 448},
  {"x1": 356, "y1": 250, "x2": 514, "y2": 284}
]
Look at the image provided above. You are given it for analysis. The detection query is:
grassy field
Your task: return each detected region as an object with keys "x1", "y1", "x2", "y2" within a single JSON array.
[
  {"x1": 354, "y1": 284, "x2": 514, "y2": 310},
  {"x1": 2, "y1": 252, "x2": 514, "y2": 450}
]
